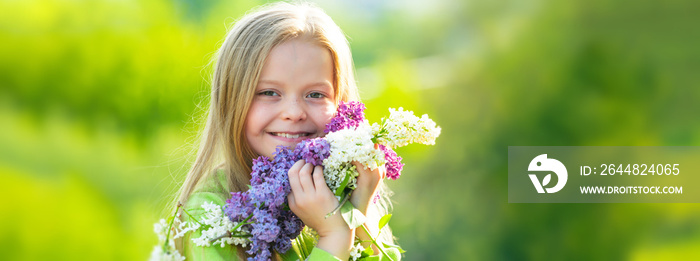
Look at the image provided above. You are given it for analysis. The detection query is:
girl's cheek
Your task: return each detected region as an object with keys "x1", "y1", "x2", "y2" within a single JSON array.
[
  {"x1": 325, "y1": 105, "x2": 336, "y2": 120},
  {"x1": 315, "y1": 106, "x2": 335, "y2": 129}
]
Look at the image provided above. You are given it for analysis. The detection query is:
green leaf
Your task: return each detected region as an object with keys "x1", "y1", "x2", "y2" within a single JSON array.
[
  {"x1": 291, "y1": 238, "x2": 304, "y2": 261},
  {"x1": 361, "y1": 256, "x2": 380, "y2": 261},
  {"x1": 299, "y1": 227, "x2": 316, "y2": 257},
  {"x1": 378, "y1": 214, "x2": 392, "y2": 230},
  {"x1": 382, "y1": 242, "x2": 406, "y2": 253},
  {"x1": 335, "y1": 169, "x2": 352, "y2": 197},
  {"x1": 340, "y1": 200, "x2": 366, "y2": 229},
  {"x1": 361, "y1": 244, "x2": 374, "y2": 257}
]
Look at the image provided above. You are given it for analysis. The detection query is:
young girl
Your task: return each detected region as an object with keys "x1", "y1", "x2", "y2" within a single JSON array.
[{"x1": 171, "y1": 2, "x2": 400, "y2": 260}]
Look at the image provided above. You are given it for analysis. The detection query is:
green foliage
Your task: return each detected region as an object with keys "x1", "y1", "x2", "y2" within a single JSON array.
[
  {"x1": 340, "y1": 200, "x2": 367, "y2": 230},
  {"x1": 292, "y1": 227, "x2": 317, "y2": 260},
  {"x1": 378, "y1": 214, "x2": 392, "y2": 231},
  {"x1": 335, "y1": 166, "x2": 354, "y2": 197},
  {"x1": 361, "y1": 244, "x2": 374, "y2": 258},
  {"x1": 382, "y1": 242, "x2": 406, "y2": 254}
]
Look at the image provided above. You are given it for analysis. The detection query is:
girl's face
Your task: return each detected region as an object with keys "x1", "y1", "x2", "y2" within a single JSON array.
[{"x1": 245, "y1": 38, "x2": 336, "y2": 158}]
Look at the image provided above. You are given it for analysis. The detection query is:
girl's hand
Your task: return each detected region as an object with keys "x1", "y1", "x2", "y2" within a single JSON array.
[
  {"x1": 287, "y1": 160, "x2": 352, "y2": 260},
  {"x1": 350, "y1": 144, "x2": 387, "y2": 254},
  {"x1": 350, "y1": 144, "x2": 387, "y2": 215}
]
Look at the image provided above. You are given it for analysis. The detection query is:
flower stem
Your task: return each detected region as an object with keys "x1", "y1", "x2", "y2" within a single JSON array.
[
  {"x1": 180, "y1": 206, "x2": 203, "y2": 226},
  {"x1": 209, "y1": 232, "x2": 252, "y2": 242},
  {"x1": 163, "y1": 203, "x2": 183, "y2": 252},
  {"x1": 325, "y1": 191, "x2": 352, "y2": 219},
  {"x1": 230, "y1": 212, "x2": 254, "y2": 232},
  {"x1": 360, "y1": 224, "x2": 394, "y2": 261},
  {"x1": 210, "y1": 212, "x2": 254, "y2": 243}
]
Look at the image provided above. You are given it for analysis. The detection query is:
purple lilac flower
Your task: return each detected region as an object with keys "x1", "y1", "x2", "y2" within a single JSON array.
[
  {"x1": 271, "y1": 208, "x2": 301, "y2": 254},
  {"x1": 281, "y1": 210, "x2": 303, "y2": 235},
  {"x1": 293, "y1": 138, "x2": 331, "y2": 166},
  {"x1": 225, "y1": 192, "x2": 254, "y2": 222},
  {"x1": 269, "y1": 172, "x2": 290, "y2": 209},
  {"x1": 379, "y1": 144, "x2": 404, "y2": 180},
  {"x1": 273, "y1": 146, "x2": 298, "y2": 167},
  {"x1": 246, "y1": 238, "x2": 271, "y2": 261},
  {"x1": 273, "y1": 236, "x2": 292, "y2": 254},
  {"x1": 325, "y1": 101, "x2": 366, "y2": 133},
  {"x1": 251, "y1": 209, "x2": 281, "y2": 242},
  {"x1": 256, "y1": 248, "x2": 272, "y2": 261},
  {"x1": 249, "y1": 181, "x2": 278, "y2": 211},
  {"x1": 225, "y1": 145, "x2": 307, "y2": 260},
  {"x1": 250, "y1": 156, "x2": 273, "y2": 186}
]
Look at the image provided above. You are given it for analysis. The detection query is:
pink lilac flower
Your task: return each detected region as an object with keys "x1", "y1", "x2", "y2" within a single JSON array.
[
  {"x1": 325, "y1": 101, "x2": 366, "y2": 133},
  {"x1": 379, "y1": 144, "x2": 404, "y2": 180}
]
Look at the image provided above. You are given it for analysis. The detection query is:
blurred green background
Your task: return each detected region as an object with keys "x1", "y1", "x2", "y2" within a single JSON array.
[{"x1": 2, "y1": 0, "x2": 699, "y2": 260}]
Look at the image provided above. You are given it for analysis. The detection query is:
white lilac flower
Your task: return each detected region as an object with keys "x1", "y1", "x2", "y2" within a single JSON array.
[
  {"x1": 324, "y1": 123, "x2": 385, "y2": 171},
  {"x1": 149, "y1": 245, "x2": 185, "y2": 261},
  {"x1": 414, "y1": 113, "x2": 441, "y2": 145},
  {"x1": 323, "y1": 163, "x2": 358, "y2": 193},
  {"x1": 349, "y1": 242, "x2": 365, "y2": 261},
  {"x1": 373, "y1": 107, "x2": 441, "y2": 149},
  {"x1": 323, "y1": 124, "x2": 386, "y2": 195},
  {"x1": 153, "y1": 218, "x2": 168, "y2": 242},
  {"x1": 191, "y1": 201, "x2": 249, "y2": 248},
  {"x1": 173, "y1": 218, "x2": 201, "y2": 240},
  {"x1": 150, "y1": 218, "x2": 186, "y2": 261}
]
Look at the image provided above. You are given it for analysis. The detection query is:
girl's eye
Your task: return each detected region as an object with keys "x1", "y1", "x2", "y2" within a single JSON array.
[
  {"x1": 307, "y1": 92, "x2": 324, "y2": 98},
  {"x1": 259, "y1": 90, "x2": 278, "y2": 96}
]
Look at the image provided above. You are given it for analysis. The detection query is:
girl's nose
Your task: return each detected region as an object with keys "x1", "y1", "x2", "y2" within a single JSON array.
[{"x1": 281, "y1": 97, "x2": 307, "y2": 121}]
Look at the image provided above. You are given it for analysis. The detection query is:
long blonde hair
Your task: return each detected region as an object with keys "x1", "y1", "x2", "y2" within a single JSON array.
[{"x1": 173, "y1": 1, "x2": 394, "y2": 257}]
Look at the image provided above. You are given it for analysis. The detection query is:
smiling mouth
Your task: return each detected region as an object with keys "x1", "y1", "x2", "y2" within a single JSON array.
[{"x1": 270, "y1": 132, "x2": 313, "y2": 139}]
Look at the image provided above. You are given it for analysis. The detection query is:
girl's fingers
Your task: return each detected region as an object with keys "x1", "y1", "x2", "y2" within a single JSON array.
[
  {"x1": 298, "y1": 162, "x2": 315, "y2": 192},
  {"x1": 352, "y1": 161, "x2": 380, "y2": 181},
  {"x1": 312, "y1": 165, "x2": 327, "y2": 193},
  {"x1": 288, "y1": 160, "x2": 306, "y2": 193}
]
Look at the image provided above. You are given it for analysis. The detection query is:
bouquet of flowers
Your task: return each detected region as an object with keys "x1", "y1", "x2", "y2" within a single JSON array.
[{"x1": 150, "y1": 102, "x2": 440, "y2": 261}]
